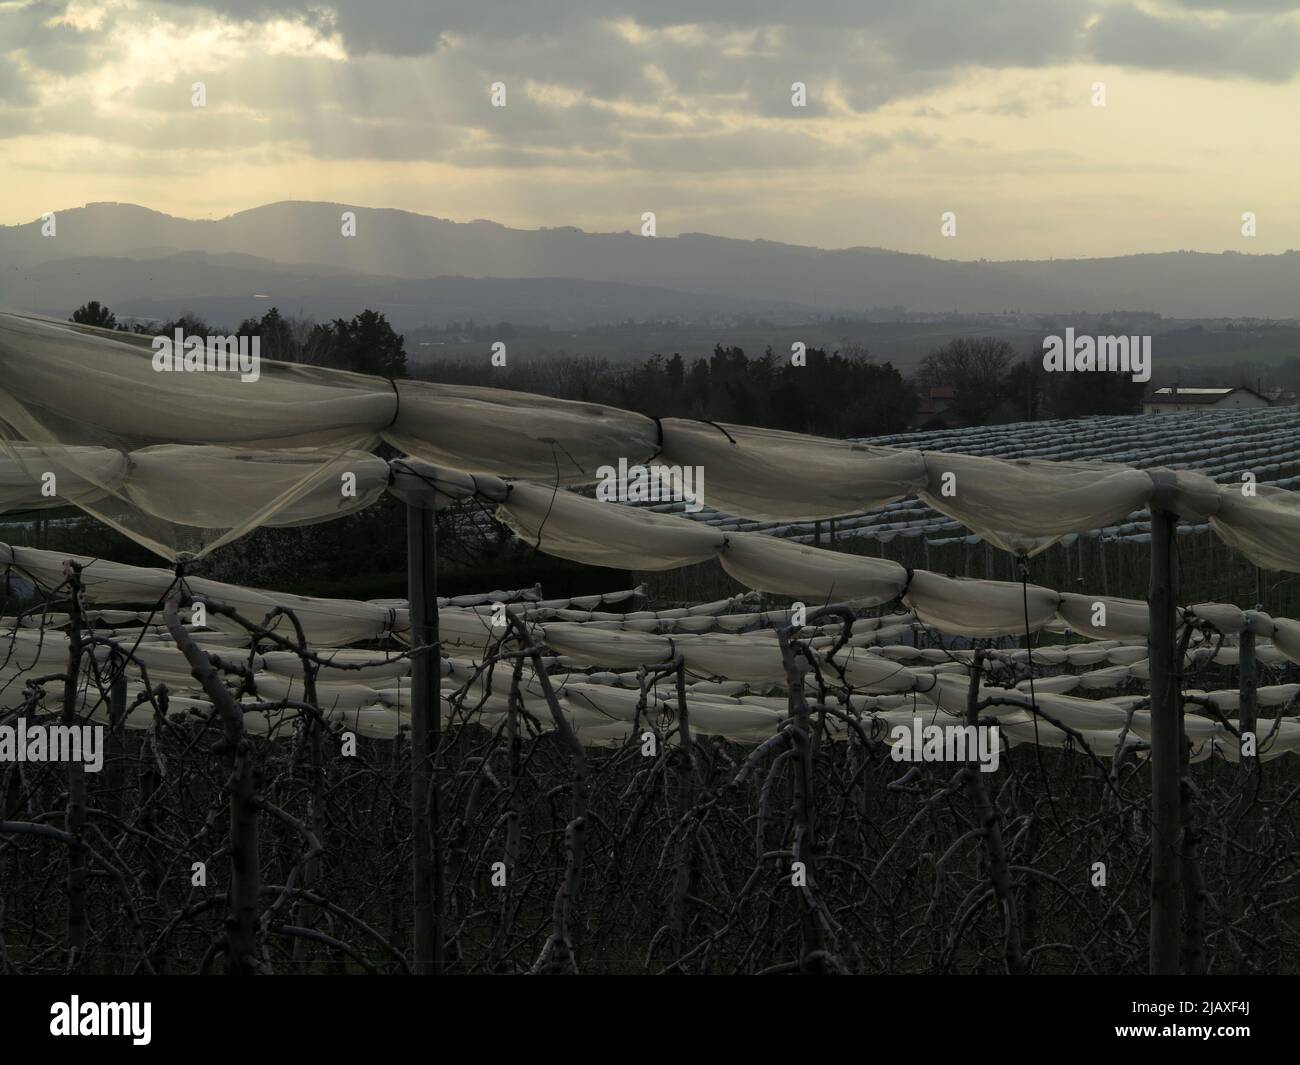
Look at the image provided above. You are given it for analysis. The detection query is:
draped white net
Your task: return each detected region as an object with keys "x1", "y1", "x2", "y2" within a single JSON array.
[
  {"x1": 3, "y1": 540, "x2": 1298, "y2": 760},
  {"x1": 2, "y1": 311, "x2": 1299, "y2": 571}
]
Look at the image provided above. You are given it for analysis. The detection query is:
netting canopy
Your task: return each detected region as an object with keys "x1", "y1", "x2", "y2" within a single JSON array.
[
  {"x1": 0, "y1": 312, "x2": 650, "y2": 558},
  {"x1": 5, "y1": 547, "x2": 1298, "y2": 760},
  {"x1": 2, "y1": 309, "x2": 1300, "y2": 570}
]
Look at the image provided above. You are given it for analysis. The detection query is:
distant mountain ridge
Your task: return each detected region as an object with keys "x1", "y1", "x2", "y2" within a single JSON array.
[{"x1": 1, "y1": 200, "x2": 1298, "y2": 324}]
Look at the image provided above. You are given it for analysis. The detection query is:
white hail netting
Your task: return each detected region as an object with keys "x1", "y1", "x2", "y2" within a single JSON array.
[
  {"x1": 3, "y1": 311, "x2": 1300, "y2": 569},
  {"x1": 0, "y1": 314, "x2": 390, "y2": 559},
  {"x1": 2, "y1": 540, "x2": 1296, "y2": 758},
  {"x1": 5, "y1": 613, "x2": 1298, "y2": 760},
  {"x1": 913, "y1": 453, "x2": 1154, "y2": 555},
  {"x1": 495, "y1": 487, "x2": 1160, "y2": 637},
  {"x1": 0, "y1": 313, "x2": 651, "y2": 559},
  {"x1": 496, "y1": 482, "x2": 720, "y2": 570},
  {"x1": 1211, "y1": 485, "x2": 1300, "y2": 572},
  {"x1": 630, "y1": 405, "x2": 1300, "y2": 547},
  {"x1": 5, "y1": 535, "x2": 1300, "y2": 657},
  {"x1": 653, "y1": 419, "x2": 928, "y2": 520},
  {"x1": 383, "y1": 381, "x2": 657, "y2": 485}
]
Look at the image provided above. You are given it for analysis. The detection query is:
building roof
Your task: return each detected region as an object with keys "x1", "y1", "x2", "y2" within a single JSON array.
[{"x1": 1149, "y1": 386, "x2": 1268, "y2": 405}]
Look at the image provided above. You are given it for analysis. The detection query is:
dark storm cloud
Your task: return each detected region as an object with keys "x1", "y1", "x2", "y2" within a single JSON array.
[
  {"x1": 1087, "y1": 4, "x2": 1300, "y2": 82},
  {"x1": 1175, "y1": 1, "x2": 1300, "y2": 11},
  {"x1": 0, "y1": 1, "x2": 114, "y2": 77},
  {"x1": 155, "y1": 0, "x2": 1087, "y2": 65},
  {"x1": 5, "y1": 0, "x2": 1300, "y2": 173}
]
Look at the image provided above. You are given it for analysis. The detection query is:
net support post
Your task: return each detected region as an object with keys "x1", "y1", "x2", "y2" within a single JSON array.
[
  {"x1": 1148, "y1": 505, "x2": 1181, "y2": 975},
  {"x1": 406, "y1": 501, "x2": 444, "y2": 974}
]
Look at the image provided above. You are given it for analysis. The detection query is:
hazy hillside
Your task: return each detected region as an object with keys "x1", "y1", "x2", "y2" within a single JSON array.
[
  {"x1": 3, "y1": 201, "x2": 1299, "y2": 321},
  {"x1": 0, "y1": 249, "x2": 816, "y2": 331}
]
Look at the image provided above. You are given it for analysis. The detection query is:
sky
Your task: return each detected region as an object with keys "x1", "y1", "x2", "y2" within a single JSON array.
[{"x1": 1, "y1": 0, "x2": 1298, "y2": 260}]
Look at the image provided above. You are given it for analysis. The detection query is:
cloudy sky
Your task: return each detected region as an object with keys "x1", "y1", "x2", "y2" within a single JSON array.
[{"x1": 1, "y1": 0, "x2": 1297, "y2": 259}]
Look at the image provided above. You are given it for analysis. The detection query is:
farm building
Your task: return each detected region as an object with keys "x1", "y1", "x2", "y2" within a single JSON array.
[{"x1": 1143, "y1": 385, "x2": 1271, "y2": 413}]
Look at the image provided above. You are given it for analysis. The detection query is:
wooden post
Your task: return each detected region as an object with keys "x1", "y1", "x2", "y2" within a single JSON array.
[
  {"x1": 1148, "y1": 506, "x2": 1181, "y2": 974},
  {"x1": 62, "y1": 565, "x2": 87, "y2": 968},
  {"x1": 105, "y1": 671, "x2": 127, "y2": 820},
  {"x1": 1238, "y1": 627, "x2": 1258, "y2": 773},
  {"x1": 407, "y1": 502, "x2": 444, "y2": 974},
  {"x1": 964, "y1": 649, "x2": 1026, "y2": 973},
  {"x1": 1231, "y1": 622, "x2": 1260, "y2": 971}
]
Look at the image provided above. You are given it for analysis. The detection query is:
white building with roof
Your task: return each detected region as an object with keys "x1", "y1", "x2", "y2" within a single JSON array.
[{"x1": 1143, "y1": 386, "x2": 1271, "y2": 414}]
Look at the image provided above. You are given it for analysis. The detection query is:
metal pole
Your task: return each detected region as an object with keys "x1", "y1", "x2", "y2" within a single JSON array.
[
  {"x1": 407, "y1": 502, "x2": 443, "y2": 973},
  {"x1": 1148, "y1": 506, "x2": 1181, "y2": 974}
]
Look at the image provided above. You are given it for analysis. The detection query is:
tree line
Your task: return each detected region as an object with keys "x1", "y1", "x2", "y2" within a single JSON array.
[
  {"x1": 71, "y1": 301, "x2": 408, "y2": 379},
  {"x1": 72, "y1": 300, "x2": 1148, "y2": 432}
]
